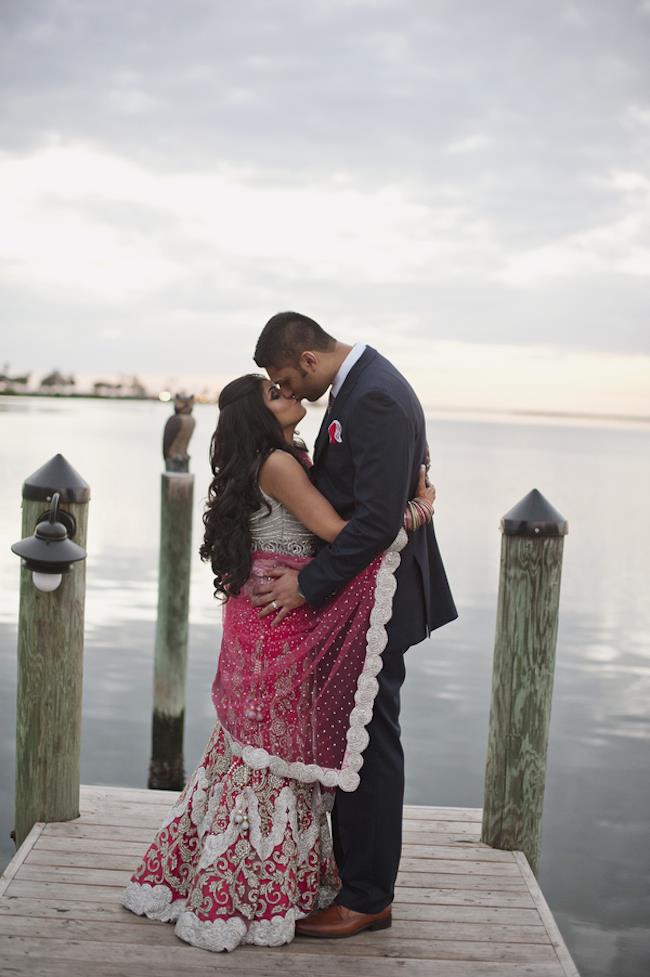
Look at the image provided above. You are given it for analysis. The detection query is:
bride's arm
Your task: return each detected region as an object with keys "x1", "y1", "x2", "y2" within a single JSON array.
[
  {"x1": 259, "y1": 451, "x2": 436, "y2": 544},
  {"x1": 259, "y1": 451, "x2": 347, "y2": 543}
]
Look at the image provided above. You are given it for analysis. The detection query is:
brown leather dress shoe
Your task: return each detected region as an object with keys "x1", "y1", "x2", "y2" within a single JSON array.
[{"x1": 295, "y1": 903, "x2": 392, "y2": 939}]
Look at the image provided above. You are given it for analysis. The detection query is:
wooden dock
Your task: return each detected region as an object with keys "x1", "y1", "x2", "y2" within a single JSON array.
[{"x1": 0, "y1": 785, "x2": 579, "y2": 977}]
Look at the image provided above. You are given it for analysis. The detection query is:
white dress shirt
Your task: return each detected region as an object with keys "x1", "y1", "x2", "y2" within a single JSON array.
[{"x1": 330, "y1": 343, "x2": 367, "y2": 400}]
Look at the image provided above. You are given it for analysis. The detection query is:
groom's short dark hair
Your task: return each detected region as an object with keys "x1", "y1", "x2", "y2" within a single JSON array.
[{"x1": 254, "y1": 312, "x2": 336, "y2": 368}]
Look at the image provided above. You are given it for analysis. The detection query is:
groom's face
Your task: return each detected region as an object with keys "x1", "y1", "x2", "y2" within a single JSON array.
[{"x1": 267, "y1": 354, "x2": 329, "y2": 403}]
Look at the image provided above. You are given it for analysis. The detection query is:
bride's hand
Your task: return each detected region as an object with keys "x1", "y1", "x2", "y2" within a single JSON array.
[{"x1": 416, "y1": 464, "x2": 436, "y2": 509}]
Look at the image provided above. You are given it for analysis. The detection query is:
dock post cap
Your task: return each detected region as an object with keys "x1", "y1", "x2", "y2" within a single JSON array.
[
  {"x1": 22, "y1": 454, "x2": 91, "y2": 502},
  {"x1": 500, "y1": 488, "x2": 568, "y2": 537}
]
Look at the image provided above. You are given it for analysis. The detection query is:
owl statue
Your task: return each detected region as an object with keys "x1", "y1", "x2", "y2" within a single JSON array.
[{"x1": 163, "y1": 393, "x2": 196, "y2": 472}]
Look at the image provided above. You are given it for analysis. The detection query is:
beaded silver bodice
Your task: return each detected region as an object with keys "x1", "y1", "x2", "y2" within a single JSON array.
[{"x1": 250, "y1": 490, "x2": 317, "y2": 558}]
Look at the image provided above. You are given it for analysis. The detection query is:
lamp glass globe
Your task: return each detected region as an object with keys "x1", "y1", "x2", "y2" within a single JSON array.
[{"x1": 32, "y1": 571, "x2": 62, "y2": 592}]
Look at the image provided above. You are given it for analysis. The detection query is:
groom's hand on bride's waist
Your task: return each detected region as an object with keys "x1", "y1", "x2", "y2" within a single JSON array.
[{"x1": 251, "y1": 567, "x2": 306, "y2": 627}]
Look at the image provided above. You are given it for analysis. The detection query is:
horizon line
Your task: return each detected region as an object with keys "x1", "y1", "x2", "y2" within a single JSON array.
[
  {"x1": 1, "y1": 389, "x2": 649, "y2": 425},
  {"x1": 420, "y1": 403, "x2": 650, "y2": 424}
]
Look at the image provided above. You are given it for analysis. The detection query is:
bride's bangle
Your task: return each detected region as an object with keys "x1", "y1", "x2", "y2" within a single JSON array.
[{"x1": 404, "y1": 498, "x2": 433, "y2": 532}]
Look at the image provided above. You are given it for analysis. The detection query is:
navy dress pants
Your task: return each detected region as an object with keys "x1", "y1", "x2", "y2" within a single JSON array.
[{"x1": 331, "y1": 638, "x2": 408, "y2": 914}]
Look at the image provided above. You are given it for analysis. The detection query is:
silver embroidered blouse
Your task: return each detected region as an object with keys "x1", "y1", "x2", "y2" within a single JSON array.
[{"x1": 250, "y1": 489, "x2": 317, "y2": 558}]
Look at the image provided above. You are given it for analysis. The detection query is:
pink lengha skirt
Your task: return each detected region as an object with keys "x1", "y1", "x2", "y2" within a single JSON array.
[{"x1": 120, "y1": 720, "x2": 340, "y2": 951}]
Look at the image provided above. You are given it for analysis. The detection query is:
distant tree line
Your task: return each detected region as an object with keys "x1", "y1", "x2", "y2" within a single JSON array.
[{"x1": 0, "y1": 363, "x2": 149, "y2": 398}]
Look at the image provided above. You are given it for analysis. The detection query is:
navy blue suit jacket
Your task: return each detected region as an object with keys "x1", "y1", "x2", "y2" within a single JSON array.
[{"x1": 298, "y1": 347, "x2": 457, "y2": 649}]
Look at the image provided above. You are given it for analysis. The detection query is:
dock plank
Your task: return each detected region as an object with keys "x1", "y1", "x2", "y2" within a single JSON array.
[
  {"x1": 0, "y1": 901, "x2": 550, "y2": 943},
  {"x1": 0, "y1": 939, "x2": 568, "y2": 976},
  {"x1": 0, "y1": 785, "x2": 580, "y2": 976},
  {"x1": 0, "y1": 918, "x2": 563, "y2": 965}
]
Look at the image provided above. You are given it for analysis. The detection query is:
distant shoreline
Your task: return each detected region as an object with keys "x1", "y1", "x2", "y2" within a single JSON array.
[
  {"x1": 1, "y1": 390, "x2": 648, "y2": 426},
  {"x1": 0, "y1": 390, "x2": 156, "y2": 402},
  {"x1": 422, "y1": 403, "x2": 650, "y2": 425}
]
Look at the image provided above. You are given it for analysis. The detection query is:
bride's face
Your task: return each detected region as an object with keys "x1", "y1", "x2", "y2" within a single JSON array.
[{"x1": 262, "y1": 380, "x2": 306, "y2": 429}]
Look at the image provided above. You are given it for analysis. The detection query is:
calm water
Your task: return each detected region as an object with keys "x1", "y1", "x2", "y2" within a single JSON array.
[{"x1": 0, "y1": 395, "x2": 649, "y2": 977}]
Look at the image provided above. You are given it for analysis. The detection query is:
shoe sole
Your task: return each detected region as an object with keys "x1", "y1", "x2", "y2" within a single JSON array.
[{"x1": 296, "y1": 915, "x2": 392, "y2": 939}]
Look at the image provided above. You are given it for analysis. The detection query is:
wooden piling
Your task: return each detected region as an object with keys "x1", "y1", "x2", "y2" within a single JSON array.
[
  {"x1": 481, "y1": 489, "x2": 568, "y2": 876},
  {"x1": 14, "y1": 455, "x2": 90, "y2": 848},
  {"x1": 148, "y1": 472, "x2": 194, "y2": 790}
]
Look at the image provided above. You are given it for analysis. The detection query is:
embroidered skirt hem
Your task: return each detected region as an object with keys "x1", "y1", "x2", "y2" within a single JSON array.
[{"x1": 120, "y1": 721, "x2": 341, "y2": 952}]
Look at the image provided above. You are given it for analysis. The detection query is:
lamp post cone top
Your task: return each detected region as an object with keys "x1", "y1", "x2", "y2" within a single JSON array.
[
  {"x1": 23, "y1": 454, "x2": 90, "y2": 502},
  {"x1": 501, "y1": 488, "x2": 568, "y2": 538}
]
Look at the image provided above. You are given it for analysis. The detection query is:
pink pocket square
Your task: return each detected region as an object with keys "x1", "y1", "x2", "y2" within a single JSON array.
[{"x1": 328, "y1": 420, "x2": 343, "y2": 444}]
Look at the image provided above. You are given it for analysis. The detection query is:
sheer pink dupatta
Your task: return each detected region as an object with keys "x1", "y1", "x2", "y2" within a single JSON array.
[{"x1": 211, "y1": 531, "x2": 407, "y2": 792}]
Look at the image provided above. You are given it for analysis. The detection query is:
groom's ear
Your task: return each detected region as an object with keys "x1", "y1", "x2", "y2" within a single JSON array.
[{"x1": 298, "y1": 351, "x2": 319, "y2": 374}]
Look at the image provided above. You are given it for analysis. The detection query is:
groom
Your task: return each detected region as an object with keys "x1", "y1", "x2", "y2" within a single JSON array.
[{"x1": 252, "y1": 312, "x2": 457, "y2": 938}]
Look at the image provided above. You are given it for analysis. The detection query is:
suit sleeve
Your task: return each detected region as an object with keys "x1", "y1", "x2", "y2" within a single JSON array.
[{"x1": 298, "y1": 391, "x2": 415, "y2": 607}]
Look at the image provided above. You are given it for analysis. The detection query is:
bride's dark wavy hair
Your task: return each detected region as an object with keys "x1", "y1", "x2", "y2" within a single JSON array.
[{"x1": 199, "y1": 374, "x2": 306, "y2": 601}]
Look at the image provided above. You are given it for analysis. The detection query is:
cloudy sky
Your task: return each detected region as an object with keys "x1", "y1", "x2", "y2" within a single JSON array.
[{"x1": 1, "y1": 0, "x2": 649, "y2": 414}]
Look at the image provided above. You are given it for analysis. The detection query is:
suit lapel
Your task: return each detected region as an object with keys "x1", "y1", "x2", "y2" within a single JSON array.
[
  {"x1": 313, "y1": 411, "x2": 330, "y2": 465},
  {"x1": 328, "y1": 346, "x2": 378, "y2": 417},
  {"x1": 312, "y1": 347, "x2": 378, "y2": 467}
]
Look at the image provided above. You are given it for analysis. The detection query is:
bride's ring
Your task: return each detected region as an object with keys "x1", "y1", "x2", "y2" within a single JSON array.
[{"x1": 271, "y1": 600, "x2": 279, "y2": 611}]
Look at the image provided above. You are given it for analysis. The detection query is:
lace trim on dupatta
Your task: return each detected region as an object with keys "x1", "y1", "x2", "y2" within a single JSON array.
[{"x1": 228, "y1": 528, "x2": 408, "y2": 792}]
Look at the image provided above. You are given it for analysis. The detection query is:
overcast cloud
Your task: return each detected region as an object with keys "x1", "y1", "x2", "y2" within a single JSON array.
[{"x1": 1, "y1": 0, "x2": 649, "y2": 409}]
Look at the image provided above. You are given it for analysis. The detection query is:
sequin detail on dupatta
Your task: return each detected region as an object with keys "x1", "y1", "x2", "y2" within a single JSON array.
[{"x1": 213, "y1": 529, "x2": 407, "y2": 792}]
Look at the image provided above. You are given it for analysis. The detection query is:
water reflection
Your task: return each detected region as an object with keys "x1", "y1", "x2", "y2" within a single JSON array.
[{"x1": 0, "y1": 396, "x2": 648, "y2": 977}]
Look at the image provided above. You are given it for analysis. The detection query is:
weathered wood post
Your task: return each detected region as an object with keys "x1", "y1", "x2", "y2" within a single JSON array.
[
  {"x1": 12, "y1": 455, "x2": 90, "y2": 848},
  {"x1": 148, "y1": 394, "x2": 195, "y2": 790},
  {"x1": 481, "y1": 488, "x2": 568, "y2": 877}
]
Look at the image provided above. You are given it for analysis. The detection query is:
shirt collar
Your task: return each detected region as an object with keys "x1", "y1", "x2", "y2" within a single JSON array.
[{"x1": 330, "y1": 343, "x2": 367, "y2": 399}]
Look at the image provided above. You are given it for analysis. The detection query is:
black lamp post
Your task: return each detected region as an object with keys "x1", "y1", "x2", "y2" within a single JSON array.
[{"x1": 11, "y1": 491, "x2": 87, "y2": 592}]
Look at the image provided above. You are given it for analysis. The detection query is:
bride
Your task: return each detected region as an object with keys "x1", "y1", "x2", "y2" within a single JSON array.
[{"x1": 120, "y1": 373, "x2": 434, "y2": 951}]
